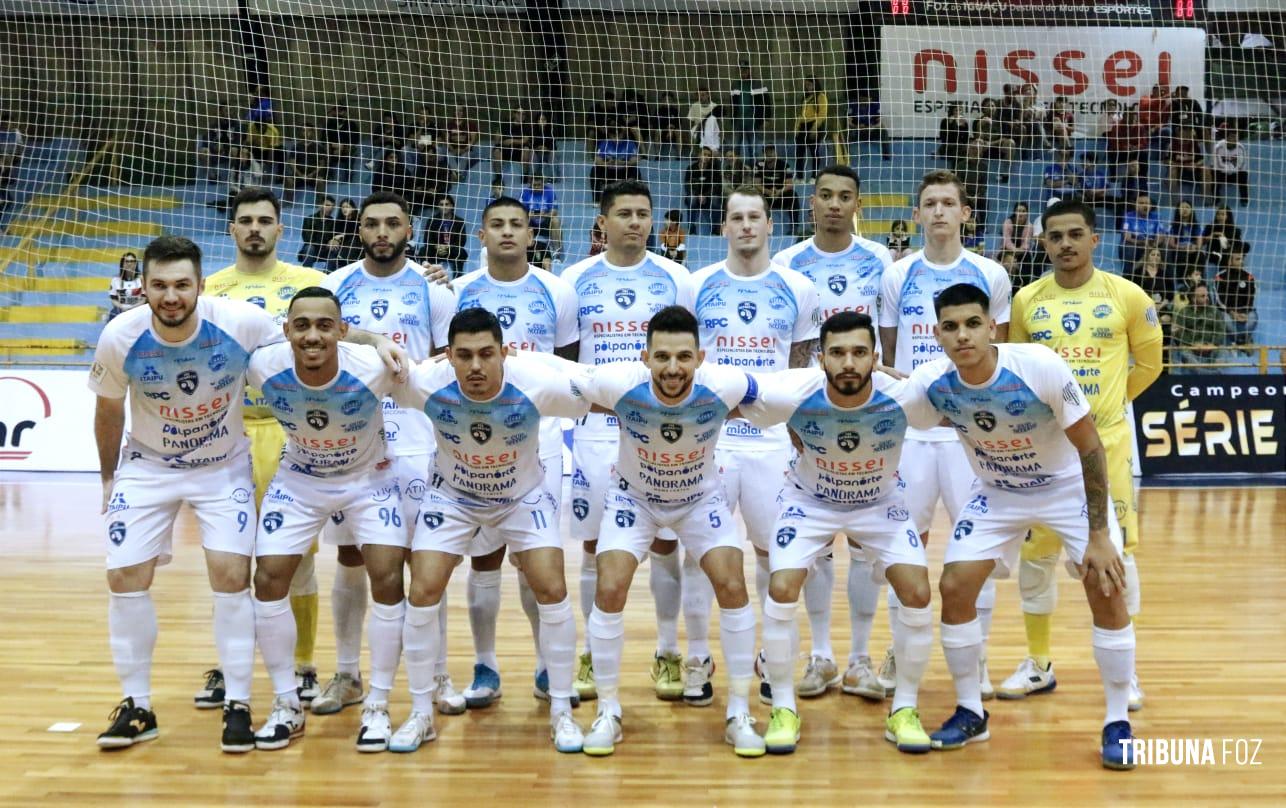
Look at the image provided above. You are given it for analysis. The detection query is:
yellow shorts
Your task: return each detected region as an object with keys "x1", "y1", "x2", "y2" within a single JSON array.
[
  {"x1": 1023, "y1": 419, "x2": 1138, "y2": 559},
  {"x1": 246, "y1": 416, "x2": 319, "y2": 556}
]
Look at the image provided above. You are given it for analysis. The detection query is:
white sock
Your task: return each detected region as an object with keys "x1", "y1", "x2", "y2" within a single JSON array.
[
  {"x1": 976, "y1": 577, "x2": 997, "y2": 651},
  {"x1": 109, "y1": 591, "x2": 156, "y2": 709},
  {"x1": 516, "y1": 569, "x2": 544, "y2": 668},
  {"x1": 754, "y1": 553, "x2": 771, "y2": 613},
  {"x1": 579, "y1": 553, "x2": 597, "y2": 653},
  {"x1": 366, "y1": 600, "x2": 405, "y2": 705},
  {"x1": 332, "y1": 563, "x2": 367, "y2": 678},
  {"x1": 213, "y1": 588, "x2": 256, "y2": 703},
  {"x1": 886, "y1": 586, "x2": 902, "y2": 646},
  {"x1": 682, "y1": 550, "x2": 713, "y2": 660},
  {"x1": 253, "y1": 595, "x2": 299, "y2": 706},
  {"x1": 720, "y1": 604, "x2": 757, "y2": 719},
  {"x1": 1093, "y1": 623, "x2": 1136, "y2": 725},
  {"x1": 762, "y1": 596, "x2": 799, "y2": 712},
  {"x1": 538, "y1": 597, "x2": 577, "y2": 715},
  {"x1": 434, "y1": 591, "x2": 450, "y2": 678},
  {"x1": 847, "y1": 553, "x2": 880, "y2": 664},
  {"x1": 804, "y1": 554, "x2": 835, "y2": 661},
  {"x1": 1123, "y1": 554, "x2": 1141, "y2": 617},
  {"x1": 649, "y1": 549, "x2": 682, "y2": 656},
  {"x1": 403, "y1": 602, "x2": 440, "y2": 714},
  {"x1": 890, "y1": 604, "x2": 933, "y2": 713},
  {"x1": 587, "y1": 606, "x2": 625, "y2": 718},
  {"x1": 941, "y1": 618, "x2": 984, "y2": 718},
  {"x1": 467, "y1": 568, "x2": 502, "y2": 671}
]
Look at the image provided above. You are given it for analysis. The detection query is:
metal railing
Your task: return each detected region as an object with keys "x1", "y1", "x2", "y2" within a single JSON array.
[{"x1": 1163, "y1": 344, "x2": 1286, "y2": 375}]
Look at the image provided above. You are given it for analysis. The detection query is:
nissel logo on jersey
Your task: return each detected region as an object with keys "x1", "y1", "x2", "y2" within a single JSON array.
[
  {"x1": 737, "y1": 301, "x2": 757, "y2": 324},
  {"x1": 828, "y1": 275, "x2": 847, "y2": 296},
  {"x1": 371, "y1": 299, "x2": 389, "y2": 320},
  {"x1": 497, "y1": 306, "x2": 517, "y2": 329},
  {"x1": 615, "y1": 289, "x2": 636, "y2": 308}
]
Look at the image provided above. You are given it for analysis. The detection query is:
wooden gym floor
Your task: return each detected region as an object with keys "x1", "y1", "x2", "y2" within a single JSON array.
[{"x1": 1, "y1": 474, "x2": 1283, "y2": 806}]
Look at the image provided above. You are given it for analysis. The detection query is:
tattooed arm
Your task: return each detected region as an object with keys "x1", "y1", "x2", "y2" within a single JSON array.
[
  {"x1": 1064, "y1": 413, "x2": 1125, "y2": 596},
  {"x1": 788, "y1": 338, "x2": 817, "y2": 369}
]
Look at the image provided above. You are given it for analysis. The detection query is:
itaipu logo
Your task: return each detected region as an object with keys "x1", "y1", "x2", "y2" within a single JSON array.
[{"x1": 0, "y1": 376, "x2": 54, "y2": 462}]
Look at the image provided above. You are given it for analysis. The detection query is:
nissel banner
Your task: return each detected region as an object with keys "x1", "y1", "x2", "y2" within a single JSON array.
[
  {"x1": 1131, "y1": 375, "x2": 1286, "y2": 478},
  {"x1": 880, "y1": 26, "x2": 1206, "y2": 138}
]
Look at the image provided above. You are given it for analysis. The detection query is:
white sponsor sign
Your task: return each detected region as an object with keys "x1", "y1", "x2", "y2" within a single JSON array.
[
  {"x1": 0, "y1": 0, "x2": 235, "y2": 14},
  {"x1": 0, "y1": 371, "x2": 99, "y2": 471},
  {"x1": 881, "y1": 26, "x2": 1206, "y2": 138}
]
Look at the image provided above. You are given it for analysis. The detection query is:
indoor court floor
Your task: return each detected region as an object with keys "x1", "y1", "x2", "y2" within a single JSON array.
[{"x1": 1, "y1": 473, "x2": 1283, "y2": 805}]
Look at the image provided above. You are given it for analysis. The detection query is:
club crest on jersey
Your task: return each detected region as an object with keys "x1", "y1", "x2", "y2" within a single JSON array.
[
  {"x1": 307, "y1": 409, "x2": 329, "y2": 430},
  {"x1": 177, "y1": 370, "x2": 199, "y2": 396},
  {"x1": 108, "y1": 521, "x2": 127, "y2": 546},
  {"x1": 837, "y1": 430, "x2": 861, "y2": 452},
  {"x1": 262, "y1": 511, "x2": 284, "y2": 533},
  {"x1": 660, "y1": 423, "x2": 683, "y2": 443},
  {"x1": 248, "y1": 296, "x2": 266, "y2": 309},
  {"x1": 497, "y1": 306, "x2": 517, "y2": 329},
  {"x1": 973, "y1": 411, "x2": 996, "y2": 432},
  {"x1": 371, "y1": 299, "x2": 389, "y2": 320},
  {"x1": 737, "y1": 301, "x2": 757, "y2": 324},
  {"x1": 953, "y1": 519, "x2": 974, "y2": 540},
  {"x1": 1061, "y1": 312, "x2": 1081, "y2": 334},
  {"x1": 827, "y1": 274, "x2": 847, "y2": 296},
  {"x1": 614, "y1": 509, "x2": 636, "y2": 528},
  {"x1": 470, "y1": 422, "x2": 492, "y2": 443},
  {"x1": 422, "y1": 511, "x2": 444, "y2": 530},
  {"x1": 615, "y1": 288, "x2": 636, "y2": 309},
  {"x1": 775, "y1": 526, "x2": 796, "y2": 547},
  {"x1": 572, "y1": 497, "x2": 589, "y2": 521}
]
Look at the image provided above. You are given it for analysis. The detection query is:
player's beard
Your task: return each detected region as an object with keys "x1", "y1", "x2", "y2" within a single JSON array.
[
  {"x1": 363, "y1": 236, "x2": 409, "y2": 264},
  {"x1": 825, "y1": 368, "x2": 871, "y2": 397},
  {"x1": 150, "y1": 298, "x2": 196, "y2": 330},
  {"x1": 238, "y1": 237, "x2": 273, "y2": 258},
  {"x1": 658, "y1": 372, "x2": 693, "y2": 400}
]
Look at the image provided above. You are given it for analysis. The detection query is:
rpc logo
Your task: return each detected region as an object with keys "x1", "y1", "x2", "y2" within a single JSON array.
[
  {"x1": 703, "y1": 318, "x2": 728, "y2": 329},
  {"x1": 902, "y1": 305, "x2": 924, "y2": 316},
  {"x1": 579, "y1": 305, "x2": 604, "y2": 317},
  {"x1": 0, "y1": 376, "x2": 53, "y2": 462}
]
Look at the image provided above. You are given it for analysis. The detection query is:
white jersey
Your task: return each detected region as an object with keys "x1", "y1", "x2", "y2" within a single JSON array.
[
  {"x1": 247, "y1": 342, "x2": 396, "y2": 479},
  {"x1": 743, "y1": 369, "x2": 939, "y2": 506},
  {"x1": 910, "y1": 343, "x2": 1090, "y2": 491},
  {"x1": 880, "y1": 248, "x2": 1012, "y2": 442},
  {"x1": 573, "y1": 362, "x2": 756, "y2": 505},
  {"x1": 322, "y1": 259, "x2": 456, "y2": 456},
  {"x1": 88, "y1": 298, "x2": 281, "y2": 469},
  {"x1": 773, "y1": 234, "x2": 891, "y2": 321},
  {"x1": 398, "y1": 353, "x2": 590, "y2": 505},
  {"x1": 691, "y1": 260, "x2": 820, "y2": 450},
  {"x1": 561, "y1": 251, "x2": 694, "y2": 440},
  {"x1": 455, "y1": 265, "x2": 579, "y2": 452}
]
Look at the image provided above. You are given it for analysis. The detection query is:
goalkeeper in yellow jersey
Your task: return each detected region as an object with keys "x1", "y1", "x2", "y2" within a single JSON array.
[
  {"x1": 196, "y1": 187, "x2": 328, "y2": 709},
  {"x1": 1002, "y1": 199, "x2": 1162, "y2": 709}
]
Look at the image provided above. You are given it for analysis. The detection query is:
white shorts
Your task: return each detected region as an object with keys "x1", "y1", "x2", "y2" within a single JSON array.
[
  {"x1": 325, "y1": 453, "x2": 426, "y2": 547},
  {"x1": 104, "y1": 453, "x2": 257, "y2": 570},
  {"x1": 717, "y1": 443, "x2": 791, "y2": 552},
  {"x1": 944, "y1": 477, "x2": 1124, "y2": 578},
  {"x1": 259, "y1": 464, "x2": 408, "y2": 557},
  {"x1": 595, "y1": 482, "x2": 741, "y2": 563},
  {"x1": 769, "y1": 484, "x2": 927, "y2": 579},
  {"x1": 901, "y1": 438, "x2": 976, "y2": 531},
  {"x1": 570, "y1": 435, "x2": 677, "y2": 543},
  {"x1": 412, "y1": 484, "x2": 562, "y2": 557}
]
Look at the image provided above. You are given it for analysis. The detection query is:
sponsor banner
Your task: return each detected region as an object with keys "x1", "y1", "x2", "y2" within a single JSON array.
[
  {"x1": 0, "y1": 0, "x2": 235, "y2": 14},
  {"x1": 880, "y1": 26, "x2": 1205, "y2": 138},
  {"x1": 1132, "y1": 374, "x2": 1286, "y2": 478},
  {"x1": 253, "y1": 0, "x2": 855, "y2": 13},
  {"x1": 0, "y1": 371, "x2": 99, "y2": 472}
]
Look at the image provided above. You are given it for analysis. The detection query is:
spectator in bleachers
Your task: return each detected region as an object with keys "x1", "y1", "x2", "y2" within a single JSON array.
[
  {"x1": 720, "y1": 147, "x2": 751, "y2": 203},
  {"x1": 589, "y1": 124, "x2": 640, "y2": 196},
  {"x1": 588, "y1": 90, "x2": 618, "y2": 151},
  {"x1": 1043, "y1": 148, "x2": 1081, "y2": 200},
  {"x1": 1169, "y1": 85, "x2": 1206, "y2": 136},
  {"x1": 284, "y1": 123, "x2": 327, "y2": 207},
  {"x1": 411, "y1": 104, "x2": 438, "y2": 144},
  {"x1": 245, "y1": 113, "x2": 284, "y2": 186},
  {"x1": 372, "y1": 112, "x2": 405, "y2": 163},
  {"x1": 847, "y1": 91, "x2": 892, "y2": 160},
  {"x1": 955, "y1": 140, "x2": 990, "y2": 228},
  {"x1": 492, "y1": 106, "x2": 534, "y2": 184},
  {"x1": 1120, "y1": 193, "x2": 1165, "y2": 273},
  {"x1": 1175, "y1": 265, "x2": 1205, "y2": 310},
  {"x1": 729, "y1": 59, "x2": 771, "y2": 160},
  {"x1": 371, "y1": 149, "x2": 411, "y2": 199},
  {"x1": 247, "y1": 85, "x2": 273, "y2": 124},
  {"x1": 1096, "y1": 98, "x2": 1123, "y2": 140},
  {"x1": 792, "y1": 76, "x2": 828, "y2": 179},
  {"x1": 961, "y1": 219, "x2": 984, "y2": 254},
  {"x1": 107, "y1": 252, "x2": 144, "y2": 321},
  {"x1": 409, "y1": 132, "x2": 449, "y2": 216},
  {"x1": 1110, "y1": 158, "x2": 1149, "y2": 228},
  {"x1": 1047, "y1": 96, "x2": 1075, "y2": 151},
  {"x1": 1001, "y1": 83, "x2": 1045, "y2": 153},
  {"x1": 422, "y1": 193, "x2": 469, "y2": 277},
  {"x1": 1078, "y1": 151, "x2": 1110, "y2": 206},
  {"x1": 650, "y1": 92, "x2": 684, "y2": 157},
  {"x1": 755, "y1": 143, "x2": 800, "y2": 234},
  {"x1": 659, "y1": 209, "x2": 688, "y2": 266},
  {"x1": 520, "y1": 174, "x2": 562, "y2": 260},
  {"x1": 1171, "y1": 282, "x2": 1229, "y2": 372},
  {"x1": 1001, "y1": 201, "x2": 1034, "y2": 258},
  {"x1": 322, "y1": 103, "x2": 358, "y2": 183},
  {"x1": 886, "y1": 219, "x2": 912, "y2": 261},
  {"x1": 1214, "y1": 245, "x2": 1257, "y2": 350},
  {"x1": 618, "y1": 90, "x2": 646, "y2": 146},
  {"x1": 686, "y1": 87, "x2": 721, "y2": 154},
  {"x1": 1167, "y1": 125, "x2": 1208, "y2": 201},
  {"x1": 937, "y1": 101, "x2": 970, "y2": 171},
  {"x1": 684, "y1": 146, "x2": 722, "y2": 236},
  {"x1": 531, "y1": 110, "x2": 558, "y2": 182},
  {"x1": 999, "y1": 248, "x2": 1041, "y2": 294},
  {"x1": 1137, "y1": 84, "x2": 1170, "y2": 138},
  {"x1": 1202, "y1": 204, "x2": 1244, "y2": 269},
  {"x1": 1106, "y1": 110, "x2": 1149, "y2": 178},
  {"x1": 328, "y1": 197, "x2": 362, "y2": 270},
  {"x1": 1166, "y1": 199, "x2": 1203, "y2": 275},
  {"x1": 588, "y1": 220, "x2": 607, "y2": 257},
  {"x1": 442, "y1": 103, "x2": 480, "y2": 182},
  {"x1": 1130, "y1": 246, "x2": 1176, "y2": 345},
  {"x1": 1211, "y1": 127, "x2": 1250, "y2": 206},
  {"x1": 298, "y1": 195, "x2": 337, "y2": 269},
  {"x1": 972, "y1": 98, "x2": 1014, "y2": 184},
  {"x1": 196, "y1": 108, "x2": 239, "y2": 189}
]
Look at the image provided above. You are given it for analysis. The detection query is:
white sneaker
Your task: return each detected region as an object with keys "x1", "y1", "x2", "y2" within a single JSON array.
[
  {"x1": 310, "y1": 672, "x2": 364, "y2": 715},
  {"x1": 582, "y1": 712, "x2": 622, "y2": 756},
  {"x1": 550, "y1": 711, "x2": 584, "y2": 753},
  {"x1": 254, "y1": 696, "x2": 305, "y2": 751},
  {"x1": 997, "y1": 657, "x2": 1057, "y2": 700},
  {"x1": 842, "y1": 656, "x2": 886, "y2": 700},
  {"x1": 356, "y1": 703, "x2": 392, "y2": 753},
  {"x1": 1129, "y1": 674, "x2": 1144, "y2": 712},
  {"x1": 876, "y1": 647, "x2": 897, "y2": 696},
  {"x1": 724, "y1": 713, "x2": 766, "y2": 758},
  {"x1": 980, "y1": 657, "x2": 995, "y2": 701},
  {"x1": 433, "y1": 674, "x2": 467, "y2": 716},
  {"x1": 798, "y1": 656, "x2": 840, "y2": 698},
  {"x1": 389, "y1": 711, "x2": 436, "y2": 753},
  {"x1": 682, "y1": 656, "x2": 715, "y2": 707}
]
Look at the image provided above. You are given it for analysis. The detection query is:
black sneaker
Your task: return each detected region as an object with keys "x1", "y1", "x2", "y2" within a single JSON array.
[
  {"x1": 221, "y1": 700, "x2": 255, "y2": 754},
  {"x1": 194, "y1": 668, "x2": 225, "y2": 709},
  {"x1": 97, "y1": 697, "x2": 158, "y2": 749},
  {"x1": 297, "y1": 668, "x2": 320, "y2": 706}
]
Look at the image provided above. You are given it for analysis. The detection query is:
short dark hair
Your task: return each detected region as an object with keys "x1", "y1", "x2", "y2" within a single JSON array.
[
  {"x1": 916, "y1": 169, "x2": 969, "y2": 207},
  {"x1": 142, "y1": 236, "x2": 203, "y2": 279},
  {"x1": 359, "y1": 191, "x2": 411, "y2": 220},
  {"x1": 321, "y1": 195, "x2": 336, "y2": 206},
  {"x1": 449, "y1": 307, "x2": 503, "y2": 345},
  {"x1": 482, "y1": 195, "x2": 530, "y2": 223},
  {"x1": 819, "y1": 311, "x2": 876, "y2": 349},
  {"x1": 815, "y1": 164, "x2": 861, "y2": 193},
  {"x1": 229, "y1": 186, "x2": 281, "y2": 222},
  {"x1": 933, "y1": 282, "x2": 990, "y2": 317},
  {"x1": 1041, "y1": 198, "x2": 1097, "y2": 231},
  {"x1": 600, "y1": 179, "x2": 652, "y2": 215},
  {"x1": 646, "y1": 305, "x2": 699, "y2": 348},
  {"x1": 288, "y1": 286, "x2": 342, "y2": 317},
  {"x1": 726, "y1": 184, "x2": 770, "y2": 216}
]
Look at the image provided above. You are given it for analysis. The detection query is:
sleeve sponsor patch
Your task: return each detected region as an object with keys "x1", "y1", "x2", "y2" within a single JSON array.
[{"x1": 90, "y1": 362, "x2": 107, "y2": 383}]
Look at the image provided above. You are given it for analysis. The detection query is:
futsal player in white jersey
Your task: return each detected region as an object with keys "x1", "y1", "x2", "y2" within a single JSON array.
[
  {"x1": 741, "y1": 312, "x2": 939, "y2": 755},
  {"x1": 89, "y1": 237, "x2": 405, "y2": 753},
  {"x1": 246, "y1": 287, "x2": 413, "y2": 753},
  {"x1": 878, "y1": 170, "x2": 1011, "y2": 699},
  {"x1": 393, "y1": 308, "x2": 590, "y2": 754},
  {"x1": 560, "y1": 180, "x2": 694, "y2": 701},
  {"x1": 772, "y1": 164, "x2": 894, "y2": 700},
  {"x1": 690, "y1": 185, "x2": 819, "y2": 706},
  {"x1": 576, "y1": 306, "x2": 764, "y2": 758},
  {"x1": 315, "y1": 191, "x2": 461, "y2": 716},
  {"x1": 910, "y1": 283, "x2": 1136, "y2": 771},
  {"x1": 453, "y1": 196, "x2": 579, "y2": 708}
]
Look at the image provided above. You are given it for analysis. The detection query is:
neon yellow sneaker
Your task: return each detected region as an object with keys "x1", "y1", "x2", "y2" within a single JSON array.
[
  {"x1": 885, "y1": 706, "x2": 932, "y2": 754},
  {"x1": 763, "y1": 707, "x2": 801, "y2": 755},
  {"x1": 650, "y1": 652, "x2": 684, "y2": 701},
  {"x1": 574, "y1": 652, "x2": 597, "y2": 701}
]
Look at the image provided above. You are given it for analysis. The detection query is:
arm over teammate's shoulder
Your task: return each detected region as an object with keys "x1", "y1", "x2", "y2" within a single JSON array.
[
  {"x1": 741, "y1": 367, "x2": 819, "y2": 428},
  {"x1": 882, "y1": 372, "x2": 942, "y2": 431}
]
